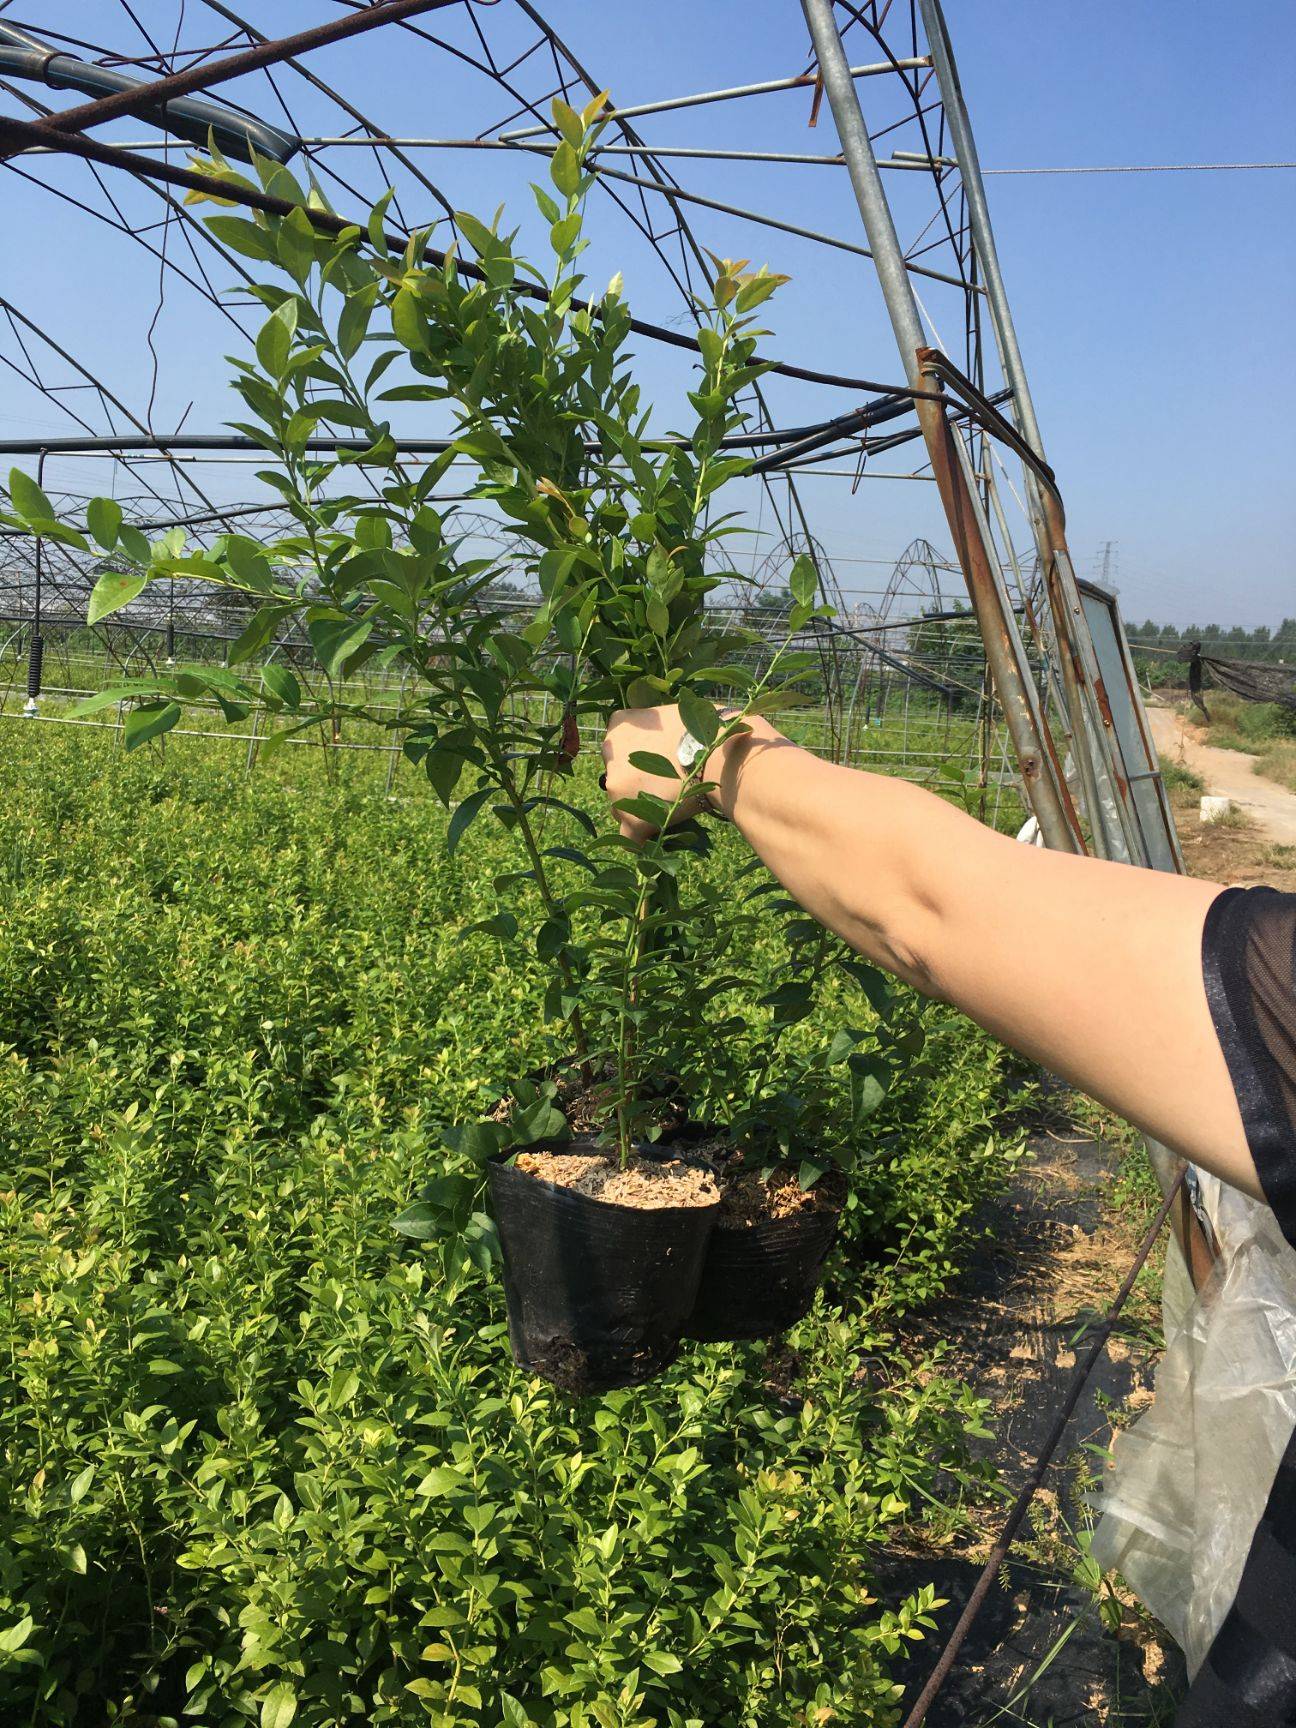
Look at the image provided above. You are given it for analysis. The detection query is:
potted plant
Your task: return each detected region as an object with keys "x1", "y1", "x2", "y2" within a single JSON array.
[{"x1": 4, "y1": 100, "x2": 914, "y2": 1392}]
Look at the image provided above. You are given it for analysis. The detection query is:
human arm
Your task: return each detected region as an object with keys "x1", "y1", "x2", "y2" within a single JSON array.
[{"x1": 601, "y1": 705, "x2": 1261, "y2": 1201}]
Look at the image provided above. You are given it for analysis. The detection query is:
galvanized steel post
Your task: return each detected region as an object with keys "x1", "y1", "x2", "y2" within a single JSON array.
[
  {"x1": 917, "y1": 0, "x2": 1160, "y2": 871},
  {"x1": 917, "y1": 0, "x2": 1209, "y2": 1272},
  {"x1": 799, "y1": 0, "x2": 1082, "y2": 852}
]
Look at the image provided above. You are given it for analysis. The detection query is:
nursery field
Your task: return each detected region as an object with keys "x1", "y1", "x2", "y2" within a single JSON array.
[
  {"x1": 0, "y1": 722, "x2": 1026, "y2": 1727},
  {"x1": 0, "y1": 635, "x2": 1022, "y2": 825}
]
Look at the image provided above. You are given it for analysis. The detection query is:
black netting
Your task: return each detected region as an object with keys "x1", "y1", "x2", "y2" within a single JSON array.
[{"x1": 1188, "y1": 644, "x2": 1296, "y2": 712}]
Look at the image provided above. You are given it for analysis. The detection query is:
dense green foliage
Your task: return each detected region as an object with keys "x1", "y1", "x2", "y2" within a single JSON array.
[
  {"x1": 3, "y1": 100, "x2": 878, "y2": 1171},
  {"x1": 1197, "y1": 696, "x2": 1296, "y2": 794},
  {"x1": 1, "y1": 725, "x2": 1022, "y2": 1726},
  {"x1": 1129, "y1": 617, "x2": 1296, "y2": 689}
]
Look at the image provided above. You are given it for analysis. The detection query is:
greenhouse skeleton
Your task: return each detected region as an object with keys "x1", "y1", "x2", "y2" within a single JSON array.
[{"x1": 0, "y1": 0, "x2": 1242, "y2": 1709}]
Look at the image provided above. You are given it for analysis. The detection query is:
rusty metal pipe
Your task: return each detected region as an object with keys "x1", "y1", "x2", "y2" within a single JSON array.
[
  {"x1": 918, "y1": 0, "x2": 1212, "y2": 1277},
  {"x1": 0, "y1": 0, "x2": 461, "y2": 156},
  {"x1": 799, "y1": 0, "x2": 1081, "y2": 852},
  {"x1": 0, "y1": 111, "x2": 918, "y2": 399}
]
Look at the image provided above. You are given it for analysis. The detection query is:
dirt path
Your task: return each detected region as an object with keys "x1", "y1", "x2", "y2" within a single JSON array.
[
  {"x1": 1148, "y1": 702, "x2": 1296, "y2": 845},
  {"x1": 880, "y1": 1125, "x2": 1183, "y2": 1725}
]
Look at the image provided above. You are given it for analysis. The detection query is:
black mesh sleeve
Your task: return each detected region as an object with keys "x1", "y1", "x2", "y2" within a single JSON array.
[
  {"x1": 1200, "y1": 886, "x2": 1296, "y2": 1250},
  {"x1": 1179, "y1": 886, "x2": 1296, "y2": 1726}
]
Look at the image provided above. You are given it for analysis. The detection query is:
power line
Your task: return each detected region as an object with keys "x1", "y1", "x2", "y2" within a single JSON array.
[{"x1": 984, "y1": 160, "x2": 1296, "y2": 176}]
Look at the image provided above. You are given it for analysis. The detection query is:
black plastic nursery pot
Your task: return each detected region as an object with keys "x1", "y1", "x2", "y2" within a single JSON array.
[
  {"x1": 683, "y1": 1170, "x2": 845, "y2": 1344},
  {"x1": 488, "y1": 1141, "x2": 720, "y2": 1397}
]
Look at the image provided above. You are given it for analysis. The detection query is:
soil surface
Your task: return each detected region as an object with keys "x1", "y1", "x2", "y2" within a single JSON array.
[
  {"x1": 512, "y1": 1149, "x2": 718, "y2": 1210},
  {"x1": 879, "y1": 1121, "x2": 1186, "y2": 1726},
  {"x1": 715, "y1": 1162, "x2": 841, "y2": 1229},
  {"x1": 1149, "y1": 700, "x2": 1296, "y2": 848}
]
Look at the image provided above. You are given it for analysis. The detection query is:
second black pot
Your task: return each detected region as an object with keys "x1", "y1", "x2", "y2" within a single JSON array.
[
  {"x1": 488, "y1": 1142, "x2": 719, "y2": 1396},
  {"x1": 684, "y1": 1178, "x2": 844, "y2": 1343}
]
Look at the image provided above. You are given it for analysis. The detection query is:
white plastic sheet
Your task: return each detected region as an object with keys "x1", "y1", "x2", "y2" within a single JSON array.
[{"x1": 1092, "y1": 1174, "x2": 1296, "y2": 1674}]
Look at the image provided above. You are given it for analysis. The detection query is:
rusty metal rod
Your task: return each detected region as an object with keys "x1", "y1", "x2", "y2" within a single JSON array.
[
  {"x1": 899, "y1": 1165, "x2": 1188, "y2": 1728},
  {"x1": 916, "y1": 0, "x2": 1158, "y2": 872},
  {"x1": 799, "y1": 0, "x2": 1082, "y2": 852},
  {"x1": 919, "y1": 0, "x2": 1213, "y2": 1275},
  {"x1": 0, "y1": 110, "x2": 929, "y2": 399},
  {"x1": 0, "y1": 0, "x2": 462, "y2": 155}
]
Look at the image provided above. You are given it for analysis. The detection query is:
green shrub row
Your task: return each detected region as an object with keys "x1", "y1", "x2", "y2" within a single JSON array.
[{"x1": 1, "y1": 726, "x2": 1020, "y2": 1726}]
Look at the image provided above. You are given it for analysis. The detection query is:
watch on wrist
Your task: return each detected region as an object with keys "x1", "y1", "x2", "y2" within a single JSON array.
[
  {"x1": 676, "y1": 728, "x2": 730, "y2": 820},
  {"x1": 677, "y1": 730, "x2": 706, "y2": 772}
]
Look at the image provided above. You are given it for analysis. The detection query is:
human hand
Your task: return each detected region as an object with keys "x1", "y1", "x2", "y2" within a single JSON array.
[{"x1": 600, "y1": 705, "x2": 780, "y2": 841}]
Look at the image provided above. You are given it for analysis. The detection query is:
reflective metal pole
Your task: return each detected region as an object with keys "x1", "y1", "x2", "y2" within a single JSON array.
[
  {"x1": 799, "y1": 0, "x2": 1082, "y2": 852},
  {"x1": 917, "y1": 0, "x2": 1160, "y2": 871},
  {"x1": 917, "y1": 0, "x2": 1210, "y2": 1275}
]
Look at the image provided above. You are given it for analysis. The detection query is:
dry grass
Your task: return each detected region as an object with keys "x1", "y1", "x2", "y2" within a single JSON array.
[
  {"x1": 1165, "y1": 781, "x2": 1296, "y2": 892},
  {"x1": 1195, "y1": 694, "x2": 1296, "y2": 784},
  {"x1": 1252, "y1": 737, "x2": 1296, "y2": 793}
]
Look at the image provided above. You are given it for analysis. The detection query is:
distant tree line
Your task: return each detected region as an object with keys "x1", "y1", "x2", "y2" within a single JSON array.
[{"x1": 1125, "y1": 618, "x2": 1296, "y2": 687}]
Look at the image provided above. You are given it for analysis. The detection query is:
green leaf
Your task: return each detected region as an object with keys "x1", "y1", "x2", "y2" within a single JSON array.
[
  {"x1": 628, "y1": 751, "x2": 679, "y2": 780},
  {"x1": 260, "y1": 1681, "x2": 298, "y2": 1728},
  {"x1": 69, "y1": 1463, "x2": 94, "y2": 1503},
  {"x1": 276, "y1": 206, "x2": 317, "y2": 284},
  {"x1": 696, "y1": 327, "x2": 724, "y2": 373},
  {"x1": 391, "y1": 287, "x2": 426, "y2": 353},
  {"x1": 260, "y1": 664, "x2": 300, "y2": 710},
  {"x1": 549, "y1": 213, "x2": 581, "y2": 255},
  {"x1": 613, "y1": 792, "x2": 671, "y2": 825},
  {"x1": 843, "y1": 958, "x2": 893, "y2": 1020},
  {"x1": 447, "y1": 786, "x2": 494, "y2": 856},
  {"x1": 367, "y1": 188, "x2": 394, "y2": 252},
  {"x1": 551, "y1": 98, "x2": 585, "y2": 148},
  {"x1": 337, "y1": 287, "x2": 376, "y2": 361},
  {"x1": 531, "y1": 183, "x2": 561, "y2": 223},
  {"x1": 205, "y1": 215, "x2": 277, "y2": 262},
  {"x1": 307, "y1": 614, "x2": 372, "y2": 679},
  {"x1": 70, "y1": 681, "x2": 166, "y2": 717},
  {"x1": 550, "y1": 141, "x2": 582, "y2": 199},
  {"x1": 677, "y1": 689, "x2": 719, "y2": 747},
  {"x1": 117, "y1": 523, "x2": 151, "y2": 567},
  {"x1": 643, "y1": 1650, "x2": 684, "y2": 1677},
  {"x1": 424, "y1": 749, "x2": 465, "y2": 808},
  {"x1": 86, "y1": 496, "x2": 122, "y2": 551},
  {"x1": 224, "y1": 537, "x2": 276, "y2": 594},
  {"x1": 415, "y1": 1466, "x2": 469, "y2": 1497},
  {"x1": 511, "y1": 1098, "x2": 567, "y2": 1146},
  {"x1": 255, "y1": 300, "x2": 298, "y2": 377},
  {"x1": 88, "y1": 569, "x2": 148, "y2": 625},
  {"x1": 735, "y1": 272, "x2": 789, "y2": 313},
  {"x1": 789, "y1": 553, "x2": 818, "y2": 609},
  {"x1": 8, "y1": 467, "x2": 54, "y2": 522},
  {"x1": 228, "y1": 604, "x2": 289, "y2": 664},
  {"x1": 626, "y1": 676, "x2": 670, "y2": 707},
  {"x1": 124, "y1": 701, "x2": 181, "y2": 751},
  {"x1": 0, "y1": 1616, "x2": 33, "y2": 1654},
  {"x1": 463, "y1": 911, "x2": 518, "y2": 943},
  {"x1": 393, "y1": 1203, "x2": 442, "y2": 1241},
  {"x1": 454, "y1": 210, "x2": 497, "y2": 256},
  {"x1": 329, "y1": 1368, "x2": 360, "y2": 1408}
]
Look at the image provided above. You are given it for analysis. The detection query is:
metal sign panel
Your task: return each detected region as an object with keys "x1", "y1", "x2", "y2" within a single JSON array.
[{"x1": 1077, "y1": 579, "x2": 1184, "y2": 874}]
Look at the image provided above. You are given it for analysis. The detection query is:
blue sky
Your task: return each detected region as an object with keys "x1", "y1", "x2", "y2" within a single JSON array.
[{"x1": 4, "y1": 1, "x2": 1293, "y2": 625}]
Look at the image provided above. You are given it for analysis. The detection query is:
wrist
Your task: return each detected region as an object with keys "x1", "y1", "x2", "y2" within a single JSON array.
[{"x1": 704, "y1": 717, "x2": 785, "y2": 818}]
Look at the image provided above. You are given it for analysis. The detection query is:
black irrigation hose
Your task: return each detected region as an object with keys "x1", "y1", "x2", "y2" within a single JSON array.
[{"x1": 899, "y1": 1165, "x2": 1188, "y2": 1728}]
